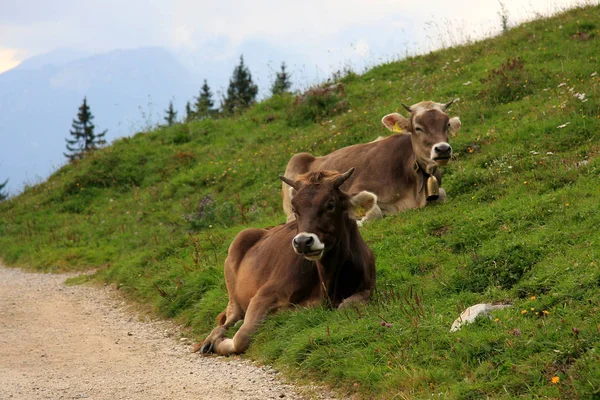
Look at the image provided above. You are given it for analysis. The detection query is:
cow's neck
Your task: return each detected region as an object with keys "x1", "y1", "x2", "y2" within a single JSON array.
[
  {"x1": 315, "y1": 216, "x2": 358, "y2": 306},
  {"x1": 413, "y1": 156, "x2": 441, "y2": 201},
  {"x1": 390, "y1": 134, "x2": 431, "y2": 174}
]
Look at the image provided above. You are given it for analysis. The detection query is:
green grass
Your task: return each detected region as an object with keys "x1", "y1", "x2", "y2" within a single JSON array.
[{"x1": 2, "y1": 5, "x2": 600, "y2": 398}]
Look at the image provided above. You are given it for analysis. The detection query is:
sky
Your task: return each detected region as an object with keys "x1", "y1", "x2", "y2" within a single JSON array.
[{"x1": 0, "y1": 0, "x2": 591, "y2": 76}]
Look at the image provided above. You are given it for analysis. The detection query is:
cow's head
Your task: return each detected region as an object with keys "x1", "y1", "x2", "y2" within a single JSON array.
[
  {"x1": 381, "y1": 100, "x2": 461, "y2": 166},
  {"x1": 280, "y1": 168, "x2": 358, "y2": 261}
]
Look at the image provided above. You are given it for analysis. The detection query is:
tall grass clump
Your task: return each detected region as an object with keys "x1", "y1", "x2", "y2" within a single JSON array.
[{"x1": 287, "y1": 83, "x2": 348, "y2": 126}]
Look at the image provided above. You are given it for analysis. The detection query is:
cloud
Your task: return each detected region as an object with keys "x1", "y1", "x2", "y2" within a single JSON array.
[
  {"x1": 0, "y1": 1, "x2": 485, "y2": 56},
  {"x1": 354, "y1": 40, "x2": 371, "y2": 58},
  {"x1": 0, "y1": 0, "x2": 590, "y2": 72},
  {"x1": 0, "y1": 47, "x2": 25, "y2": 73}
]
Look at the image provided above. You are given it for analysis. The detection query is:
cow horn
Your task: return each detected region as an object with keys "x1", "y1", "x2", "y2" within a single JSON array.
[
  {"x1": 442, "y1": 99, "x2": 456, "y2": 111},
  {"x1": 279, "y1": 175, "x2": 299, "y2": 190},
  {"x1": 333, "y1": 168, "x2": 355, "y2": 188},
  {"x1": 401, "y1": 103, "x2": 412, "y2": 113}
]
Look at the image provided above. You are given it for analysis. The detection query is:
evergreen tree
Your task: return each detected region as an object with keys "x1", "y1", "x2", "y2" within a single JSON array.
[
  {"x1": 221, "y1": 55, "x2": 258, "y2": 115},
  {"x1": 271, "y1": 62, "x2": 292, "y2": 95},
  {"x1": 194, "y1": 80, "x2": 215, "y2": 119},
  {"x1": 64, "y1": 97, "x2": 106, "y2": 161},
  {"x1": 0, "y1": 179, "x2": 8, "y2": 201},
  {"x1": 185, "y1": 101, "x2": 194, "y2": 123},
  {"x1": 163, "y1": 100, "x2": 177, "y2": 126}
]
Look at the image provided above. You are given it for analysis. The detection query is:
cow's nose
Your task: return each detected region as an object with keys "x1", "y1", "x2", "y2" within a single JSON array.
[
  {"x1": 293, "y1": 235, "x2": 314, "y2": 251},
  {"x1": 434, "y1": 143, "x2": 452, "y2": 155}
]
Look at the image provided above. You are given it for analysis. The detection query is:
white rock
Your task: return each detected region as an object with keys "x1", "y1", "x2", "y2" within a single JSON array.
[{"x1": 450, "y1": 303, "x2": 511, "y2": 332}]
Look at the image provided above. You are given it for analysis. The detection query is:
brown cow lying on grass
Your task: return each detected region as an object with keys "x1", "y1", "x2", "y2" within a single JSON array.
[
  {"x1": 282, "y1": 100, "x2": 461, "y2": 225},
  {"x1": 199, "y1": 168, "x2": 376, "y2": 356}
]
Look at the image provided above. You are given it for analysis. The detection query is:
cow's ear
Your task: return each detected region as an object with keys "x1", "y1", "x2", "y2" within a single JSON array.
[
  {"x1": 350, "y1": 191, "x2": 376, "y2": 210},
  {"x1": 449, "y1": 117, "x2": 461, "y2": 136},
  {"x1": 381, "y1": 113, "x2": 409, "y2": 133},
  {"x1": 348, "y1": 191, "x2": 382, "y2": 221}
]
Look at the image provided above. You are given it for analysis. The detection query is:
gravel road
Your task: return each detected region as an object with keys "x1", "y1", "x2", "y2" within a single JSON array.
[{"x1": 0, "y1": 266, "x2": 333, "y2": 400}]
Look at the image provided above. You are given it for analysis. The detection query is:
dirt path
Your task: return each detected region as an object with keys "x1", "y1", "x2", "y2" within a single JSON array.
[{"x1": 0, "y1": 266, "x2": 329, "y2": 400}]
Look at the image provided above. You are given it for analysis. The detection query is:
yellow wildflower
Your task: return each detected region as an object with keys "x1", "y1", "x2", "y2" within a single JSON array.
[{"x1": 551, "y1": 376, "x2": 560, "y2": 384}]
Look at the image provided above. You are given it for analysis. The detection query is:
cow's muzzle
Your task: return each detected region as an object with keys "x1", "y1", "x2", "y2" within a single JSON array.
[
  {"x1": 292, "y1": 233, "x2": 325, "y2": 260},
  {"x1": 432, "y1": 142, "x2": 452, "y2": 165}
]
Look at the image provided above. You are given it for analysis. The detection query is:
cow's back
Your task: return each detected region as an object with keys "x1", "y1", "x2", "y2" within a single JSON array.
[
  {"x1": 313, "y1": 137, "x2": 405, "y2": 182},
  {"x1": 282, "y1": 134, "x2": 414, "y2": 220}
]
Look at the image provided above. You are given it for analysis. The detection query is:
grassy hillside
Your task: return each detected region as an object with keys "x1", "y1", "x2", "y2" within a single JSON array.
[{"x1": 2, "y1": 5, "x2": 600, "y2": 398}]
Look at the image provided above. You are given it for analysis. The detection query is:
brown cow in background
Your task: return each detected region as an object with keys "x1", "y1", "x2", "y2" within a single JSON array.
[
  {"x1": 199, "y1": 169, "x2": 375, "y2": 356},
  {"x1": 282, "y1": 100, "x2": 461, "y2": 225}
]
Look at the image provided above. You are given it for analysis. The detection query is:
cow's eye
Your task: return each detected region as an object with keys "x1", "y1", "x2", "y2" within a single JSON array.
[
  {"x1": 326, "y1": 202, "x2": 336, "y2": 212},
  {"x1": 446, "y1": 123, "x2": 451, "y2": 130},
  {"x1": 291, "y1": 207, "x2": 296, "y2": 214},
  {"x1": 415, "y1": 127, "x2": 423, "y2": 132}
]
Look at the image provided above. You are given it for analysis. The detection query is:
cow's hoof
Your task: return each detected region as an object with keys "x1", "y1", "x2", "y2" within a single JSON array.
[{"x1": 199, "y1": 342, "x2": 215, "y2": 354}]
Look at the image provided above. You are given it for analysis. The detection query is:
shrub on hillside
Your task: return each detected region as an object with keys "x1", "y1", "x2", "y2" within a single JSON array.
[
  {"x1": 566, "y1": 21, "x2": 596, "y2": 40},
  {"x1": 55, "y1": 147, "x2": 153, "y2": 202},
  {"x1": 453, "y1": 243, "x2": 541, "y2": 292},
  {"x1": 287, "y1": 83, "x2": 347, "y2": 126},
  {"x1": 479, "y1": 57, "x2": 533, "y2": 104},
  {"x1": 185, "y1": 195, "x2": 239, "y2": 230},
  {"x1": 169, "y1": 124, "x2": 192, "y2": 144}
]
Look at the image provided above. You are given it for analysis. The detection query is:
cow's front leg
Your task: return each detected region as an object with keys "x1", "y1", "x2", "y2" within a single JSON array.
[
  {"x1": 337, "y1": 289, "x2": 372, "y2": 309},
  {"x1": 200, "y1": 300, "x2": 243, "y2": 354},
  {"x1": 214, "y1": 290, "x2": 281, "y2": 355}
]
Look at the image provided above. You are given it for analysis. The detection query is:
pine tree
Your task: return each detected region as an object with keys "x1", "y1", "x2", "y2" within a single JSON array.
[
  {"x1": 194, "y1": 80, "x2": 215, "y2": 119},
  {"x1": 64, "y1": 97, "x2": 106, "y2": 161},
  {"x1": 271, "y1": 62, "x2": 292, "y2": 95},
  {"x1": 163, "y1": 101, "x2": 177, "y2": 126},
  {"x1": 221, "y1": 55, "x2": 258, "y2": 115},
  {"x1": 0, "y1": 179, "x2": 8, "y2": 201},
  {"x1": 185, "y1": 101, "x2": 194, "y2": 123}
]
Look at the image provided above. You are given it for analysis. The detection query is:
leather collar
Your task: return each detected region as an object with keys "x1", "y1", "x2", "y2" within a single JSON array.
[{"x1": 413, "y1": 159, "x2": 430, "y2": 194}]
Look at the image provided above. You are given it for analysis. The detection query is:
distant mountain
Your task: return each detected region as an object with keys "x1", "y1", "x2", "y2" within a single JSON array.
[
  {"x1": 16, "y1": 48, "x2": 92, "y2": 70},
  {"x1": 0, "y1": 47, "x2": 198, "y2": 194}
]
